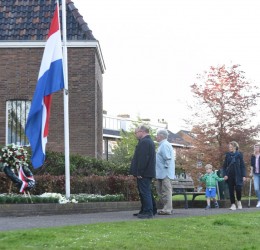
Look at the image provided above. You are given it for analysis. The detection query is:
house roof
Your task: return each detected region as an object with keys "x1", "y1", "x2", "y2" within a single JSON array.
[
  {"x1": 177, "y1": 130, "x2": 195, "y2": 139},
  {"x1": 167, "y1": 130, "x2": 192, "y2": 147},
  {"x1": 0, "y1": 0, "x2": 96, "y2": 41}
]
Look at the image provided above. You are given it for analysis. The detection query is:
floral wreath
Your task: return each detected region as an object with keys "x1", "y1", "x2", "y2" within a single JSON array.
[
  {"x1": 0, "y1": 144, "x2": 29, "y2": 169},
  {"x1": 0, "y1": 144, "x2": 35, "y2": 193}
]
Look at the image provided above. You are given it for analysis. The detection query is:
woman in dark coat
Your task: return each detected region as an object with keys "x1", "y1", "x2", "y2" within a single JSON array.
[{"x1": 223, "y1": 141, "x2": 246, "y2": 210}]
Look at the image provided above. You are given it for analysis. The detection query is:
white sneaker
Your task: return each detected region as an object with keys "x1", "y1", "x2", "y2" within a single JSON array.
[
  {"x1": 256, "y1": 201, "x2": 260, "y2": 208},
  {"x1": 237, "y1": 201, "x2": 242, "y2": 209},
  {"x1": 229, "y1": 204, "x2": 236, "y2": 210}
]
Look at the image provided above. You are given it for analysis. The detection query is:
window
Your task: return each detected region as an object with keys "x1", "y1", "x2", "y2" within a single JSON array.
[
  {"x1": 6, "y1": 100, "x2": 31, "y2": 146},
  {"x1": 103, "y1": 116, "x2": 121, "y2": 130}
]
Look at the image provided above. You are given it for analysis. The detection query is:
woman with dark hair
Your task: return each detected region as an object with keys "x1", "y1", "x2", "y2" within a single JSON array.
[
  {"x1": 223, "y1": 141, "x2": 246, "y2": 210},
  {"x1": 250, "y1": 144, "x2": 260, "y2": 208}
]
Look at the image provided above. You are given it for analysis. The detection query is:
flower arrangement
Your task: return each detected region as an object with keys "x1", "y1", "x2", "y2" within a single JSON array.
[
  {"x1": 39, "y1": 193, "x2": 78, "y2": 204},
  {"x1": 0, "y1": 144, "x2": 34, "y2": 193},
  {"x1": 39, "y1": 193, "x2": 124, "y2": 204},
  {"x1": 70, "y1": 193, "x2": 124, "y2": 203},
  {"x1": 0, "y1": 144, "x2": 29, "y2": 168},
  {"x1": 0, "y1": 193, "x2": 125, "y2": 204}
]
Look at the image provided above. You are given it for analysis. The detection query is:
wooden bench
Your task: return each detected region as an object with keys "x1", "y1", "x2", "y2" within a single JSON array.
[{"x1": 172, "y1": 178, "x2": 205, "y2": 209}]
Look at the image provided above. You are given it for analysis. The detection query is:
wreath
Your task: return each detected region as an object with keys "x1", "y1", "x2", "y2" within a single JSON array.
[
  {"x1": 0, "y1": 144, "x2": 28, "y2": 167},
  {"x1": 0, "y1": 144, "x2": 35, "y2": 193}
]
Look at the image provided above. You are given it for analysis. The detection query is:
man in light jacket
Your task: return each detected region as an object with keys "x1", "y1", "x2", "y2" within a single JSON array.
[{"x1": 156, "y1": 129, "x2": 175, "y2": 215}]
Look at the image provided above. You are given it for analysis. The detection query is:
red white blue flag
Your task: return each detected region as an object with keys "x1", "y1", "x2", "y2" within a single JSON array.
[
  {"x1": 19, "y1": 166, "x2": 35, "y2": 193},
  {"x1": 25, "y1": 3, "x2": 64, "y2": 168}
]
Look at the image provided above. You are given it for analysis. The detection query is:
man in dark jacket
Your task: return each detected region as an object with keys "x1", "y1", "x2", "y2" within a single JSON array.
[{"x1": 130, "y1": 125, "x2": 156, "y2": 219}]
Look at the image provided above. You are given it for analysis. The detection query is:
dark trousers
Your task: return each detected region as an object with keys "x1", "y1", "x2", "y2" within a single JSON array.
[
  {"x1": 227, "y1": 176, "x2": 242, "y2": 204},
  {"x1": 138, "y1": 190, "x2": 157, "y2": 215},
  {"x1": 137, "y1": 177, "x2": 154, "y2": 215}
]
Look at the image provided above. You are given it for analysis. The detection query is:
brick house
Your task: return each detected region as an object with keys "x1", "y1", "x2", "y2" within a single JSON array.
[{"x1": 0, "y1": 0, "x2": 105, "y2": 158}]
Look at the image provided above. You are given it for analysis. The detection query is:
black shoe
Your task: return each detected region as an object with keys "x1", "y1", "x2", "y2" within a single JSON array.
[
  {"x1": 137, "y1": 213, "x2": 153, "y2": 219},
  {"x1": 133, "y1": 210, "x2": 143, "y2": 216}
]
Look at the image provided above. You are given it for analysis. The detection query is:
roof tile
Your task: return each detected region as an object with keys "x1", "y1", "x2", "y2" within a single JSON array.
[{"x1": 0, "y1": 0, "x2": 96, "y2": 41}]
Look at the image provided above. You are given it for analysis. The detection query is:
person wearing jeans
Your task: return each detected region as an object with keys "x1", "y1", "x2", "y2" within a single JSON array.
[
  {"x1": 130, "y1": 125, "x2": 156, "y2": 219},
  {"x1": 250, "y1": 144, "x2": 260, "y2": 208},
  {"x1": 135, "y1": 184, "x2": 157, "y2": 216}
]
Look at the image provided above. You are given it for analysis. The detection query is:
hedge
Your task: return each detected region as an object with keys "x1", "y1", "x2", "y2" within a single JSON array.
[
  {"x1": 31, "y1": 151, "x2": 129, "y2": 176},
  {"x1": 0, "y1": 173, "x2": 139, "y2": 201}
]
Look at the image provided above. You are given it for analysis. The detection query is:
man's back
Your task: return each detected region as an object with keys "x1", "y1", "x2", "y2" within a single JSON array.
[{"x1": 130, "y1": 135, "x2": 155, "y2": 178}]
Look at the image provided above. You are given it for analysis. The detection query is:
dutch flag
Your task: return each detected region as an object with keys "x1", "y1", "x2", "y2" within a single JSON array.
[
  {"x1": 25, "y1": 3, "x2": 64, "y2": 168},
  {"x1": 18, "y1": 166, "x2": 35, "y2": 193}
]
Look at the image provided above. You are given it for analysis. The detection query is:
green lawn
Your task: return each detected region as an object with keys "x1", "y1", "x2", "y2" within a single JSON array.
[
  {"x1": 173, "y1": 194, "x2": 206, "y2": 201},
  {"x1": 0, "y1": 212, "x2": 259, "y2": 249}
]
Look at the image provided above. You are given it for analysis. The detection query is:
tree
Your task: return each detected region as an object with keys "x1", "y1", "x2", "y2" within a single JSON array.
[
  {"x1": 184, "y1": 64, "x2": 260, "y2": 182},
  {"x1": 110, "y1": 129, "x2": 138, "y2": 168},
  {"x1": 110, "y1": 120, "x2": 157, "y2": 174}
]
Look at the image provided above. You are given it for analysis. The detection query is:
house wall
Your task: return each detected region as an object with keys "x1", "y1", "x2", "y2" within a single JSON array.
[
  {"x1": 95, "y1": 53, "x2": 103, "y2": 158},
  {"x1": 0, "y1": 47, "x2": 103, "y2": 158}
]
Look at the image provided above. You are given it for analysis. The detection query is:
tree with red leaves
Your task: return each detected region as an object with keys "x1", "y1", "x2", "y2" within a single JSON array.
[{"x1": 184, "y1": 64, "x2": 260, "y2": 184}]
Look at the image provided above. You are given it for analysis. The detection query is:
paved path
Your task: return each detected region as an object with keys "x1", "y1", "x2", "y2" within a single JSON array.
[{"x1": 0, "y1": 207, "x2": 259, "y2": 231}]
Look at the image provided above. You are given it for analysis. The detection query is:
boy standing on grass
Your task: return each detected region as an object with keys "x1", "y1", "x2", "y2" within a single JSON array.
[{"x1": 200, "y1": 164, "x2": 225, "y2": 209}]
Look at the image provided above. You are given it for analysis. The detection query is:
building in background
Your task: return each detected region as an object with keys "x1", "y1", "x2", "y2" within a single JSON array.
[
  {"x1": 102, "y1": 113, "x2": 193, "y2": 160},
  {"x1": 0, "y1": 0, "x2": 104, "y2": 158},
  {"x1": 0, "y1": 1, "x2": 194, "y2": 162}
]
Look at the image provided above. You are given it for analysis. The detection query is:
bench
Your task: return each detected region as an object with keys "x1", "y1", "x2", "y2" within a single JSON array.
[{"x1": 172, "y1": 178, "x2": 205, "y2": 209}]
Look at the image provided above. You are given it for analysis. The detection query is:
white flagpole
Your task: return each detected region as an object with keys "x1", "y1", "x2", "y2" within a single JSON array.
[{"x1": 61, "y1": 0, "x2": 70, "y2": 198}]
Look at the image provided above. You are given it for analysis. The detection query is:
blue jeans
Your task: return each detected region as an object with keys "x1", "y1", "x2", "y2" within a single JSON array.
[
  {"x1": 253, "y1": 173, "x2": 260, "y2": 200},
  {"x1": 137, "y1": 177, "x2": 153, "y2": 215}
]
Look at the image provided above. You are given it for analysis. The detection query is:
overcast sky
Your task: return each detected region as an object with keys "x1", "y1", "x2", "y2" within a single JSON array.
[{"x1": 72, "y1": 0, "x2": 260, "y2": 132}]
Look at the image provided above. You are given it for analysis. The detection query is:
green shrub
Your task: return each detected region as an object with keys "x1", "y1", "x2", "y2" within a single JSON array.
[
  {"x1": 0, "y1": 193, "x2": 124, "y2": 204},
  {"x1": 0, "y1": 150, "x2": 138, "y2": 200},
  {"x1": 30, "y1": 151, "x2": 126, "y2": 176},
  {"x1": 0, "y1": 173, "x2": 139, "y2": 201},
  {"x1": 0, "y1": 149, "x2": 129, "y2": 177},
  {"x1": 70, "y1": 194, "x2": 124, "y2": 203},
  {"x1": 0, "y1": 195, "x2": 6, "y2": 204}
]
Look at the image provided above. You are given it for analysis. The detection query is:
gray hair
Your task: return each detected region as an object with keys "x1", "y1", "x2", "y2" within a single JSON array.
[
  {"x1": 157, "y1": 129, "x2": 168, "y2": 139},
  {"x1": 138, "y1": 124, "x2": 150, "y2": 133}
]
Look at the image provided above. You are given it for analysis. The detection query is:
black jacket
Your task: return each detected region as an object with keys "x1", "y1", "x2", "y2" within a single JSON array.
[
  {"x1": 251, "y1": 154, "x2": 260, "y2": 174},
  {"x1": 222, "y1": 151, "x2": 246, "y2": 186},
  {"x1": 130, "y1": 135, "x2": 156, "y2": 178}
]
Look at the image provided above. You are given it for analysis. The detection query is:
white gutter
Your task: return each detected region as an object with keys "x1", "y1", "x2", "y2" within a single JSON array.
[
  {"x1": 170, "y1": 142, "x2": 193, "y2": 148},
  {"x1": 0, "y1": 40, "x2": 106, "y2": 73},
  {"x1": 103, "y1": 134, "x2": 121, "y2": 139}
]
